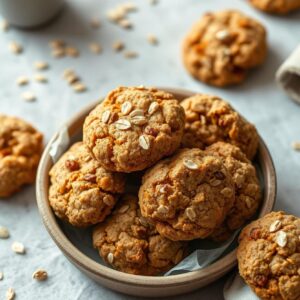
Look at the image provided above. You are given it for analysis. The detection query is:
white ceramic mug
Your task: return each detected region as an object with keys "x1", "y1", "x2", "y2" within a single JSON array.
[{"x1": 0, "y1": 0, "x2": 64, "y2": 28}]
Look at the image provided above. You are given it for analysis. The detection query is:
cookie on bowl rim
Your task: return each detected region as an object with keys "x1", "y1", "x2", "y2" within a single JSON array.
[
  {"x1": 93, "y1": 194, "x2": 188, "y2": 276},
  {"x1": 49, "y1": 142, "x2": 125, "y2": 227},
  {"x1": 181, "y1": 94, "x2": 259, "y2": 160},
  {"x1": 249, "y1": 0, "x2": 300, "y2": 14},
  {"x1": 83, "y1": 86, "x2": 185, "y2": 173},
  {"x1": 0, "y1": 114, "x2": 43, "y2": 197},
  {"x1": 205, "y1": 142, "x2": 261, "y2": 242},
  {"x1": 139, "y1": 148, "x2": 235, "y2": 241},
  {"x1": 237, "y1": 211, "x2": 300, "y2": 300},
  {"x1": 182, "y1": 10, "x2": 267, "y2": 87}
]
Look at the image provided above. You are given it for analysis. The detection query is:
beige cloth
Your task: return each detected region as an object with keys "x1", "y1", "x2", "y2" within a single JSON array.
[{"x1": 276, "y1": 45, "x2": 300, "y2": 104}]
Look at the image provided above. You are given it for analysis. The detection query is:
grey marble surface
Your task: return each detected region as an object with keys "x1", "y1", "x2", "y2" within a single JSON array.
[{"x1": 0, "y1": 0, "x2": 299, "y2": 299}]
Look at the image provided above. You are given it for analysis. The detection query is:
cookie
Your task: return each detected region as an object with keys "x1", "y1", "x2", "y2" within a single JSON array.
[
  {"x1": 237, "y1": 211, "x2": 300, "y2": 300},
  {"x1": 139, "y1": 148, "x2": 235, "y2": 241},
  {"x1": 0, "y1": 114, "x2": 43, "y2": 197},
  {"x1": 49, "y1": 142, "x2": 125, "y2": 227},
  {"x1": 249, "y1": 0, "x2": 300, "y2": 14},
  {"x1": 83, "y1": 86, "x2": 185, "y2": 173},
  {"x1": 93, "y1": 194, "x2": 187, "y2": 275},
  {"x1": 182, "y1": 10, "x2": 267, "y2": 87},
  {"x1": 206, "y1": 142, "x2": 261, "y2": 241},
  {"x1": 181, "y1": 94, "x2": 259, "y2": 160}
]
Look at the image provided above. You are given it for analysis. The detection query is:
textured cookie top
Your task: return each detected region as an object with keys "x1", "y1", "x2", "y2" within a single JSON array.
[
  {"x1": 181, "y1": 94, "x2": 259, "y2": 160},
  {"x1": 237, "y1": 211, "x2": 300, "y2": 300},
  {"x1": 139, "y1": 148, "x2": 235, "y2": 241},
  {"x1": 49, "y1": 142, "x2": 125, "y2": 227},
  {"x1": 182, "y1": 10, "x2": 267, "y2": 86},
  {"x1": 0, "y1": 114, "x2": 43, "y2": 197},
  {"x1": 249, "y1": 0, "x2": 300, "y2": 14},
  {"x1": 206, "y1": 142, "x2": 261, "y2": 241},
  {"x1": 83, "y1": 86, "x2": 185, "y2": 173},
  {"x1": 93, "y1": 194, "x2": 187, "y2": 275}
]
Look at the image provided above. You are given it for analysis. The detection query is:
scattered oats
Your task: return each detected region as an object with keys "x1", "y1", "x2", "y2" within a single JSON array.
[
  {"x1": 186, "y1": 207, "x2": 196, "y2": 221},
  {"x1": 112, "y1": 40, "x2": 125, "y2": 52},
  {"x1": 63, "y1": 69, "x2": 75, "y2": 78},
  {"x1": 183, "y1": 159, "x2": 198, "y2": 170},
  {"x1": 124, "y1": 51, "x2": 138, "y2": 59},
  {"x1": 72, "y1": 82, "x2": 86, "y2": 93},
  {"x1": 22, "y1": 91, "x2": 36, "y2": 102},
  {"x1": 101, "y1": 110, "x2": 111, "y2": 123},
  {"x1": 215, "y1": 29, "x2": 230, "y2": 41},
  {"x1": 11, "y1": 241, "x2": 25, "y2": 254},
  {"x1": 118, "y1": 19, "x2": 132, "y2": 29},
  {"x1": 34, "y1": 74, "x2": 47, "y2": 83},
  {"x1": 121, "y1": 2, "x2": 138, "y2": 12},
  {"x1": 9, "y1": 41, "x2": 23, "y2": 54},
  {"x1": 114, "y1": 119, "x2": 131, "y2": 130},
  {"x1": 118, "y1": 205, "x2": 129, "y2": 213},
  {"x1": 149, "y1": 0, "x2": 158, "y2": 5},
  {"x1": 276, "y1": 230, "x2": 287, "y2": 247},
  {"x1": 121, "y1": 101, "x2": 133, "y2": 115},
  {"x1": 6, "y1": 288, "x2": 15, "y2": 300},
  {"x1": 148, "y1": 101, "x2": 159, "y2": 115},
  {"x1": 131, "y1": 115, "x2": 147, "y2": 125},
  {"x1": 16, "y1": 76, "x2": 29, "y2": 86},
  {"x1": 107, "y1": 252, "x2": 114, "y2": 264},
  {"x1": 139, "y1": 135, "x2": 150, "y2": 150},
  {"x1": 34, "y1": 61, "x2": 49, "y2": 70},
  {"x1": 90, "y1": 17, "x2": 101, "y2": 29},
  {"x1": 269, "y1": 220, "x2": 282, "y2": 233},
  {"x1": 147, "y1": 34, "x2": 158, "y2": 45},
  {"x1": 0, "y1": 272, "x2": 3, "y2": 280},
  {"x1": 89, "y1": 42, "x2": 102, "y2": 54},
  {"x1": 157, "y1": 205, "x2": 168, "y2": 214},
  {"x1": 0, "y1": 19, "x2": 9, "y2": 32},
  {"x1": 0, "y1": 226, "x2": 9, "y2": 239},
  {"x1": 130, "y1": 109, "x2": 144, "y2": 117},
  {"x1": 49, "y1": 39, "x2": 65, "y2": 48},
  {"x1": 66, "y1": 46, "x2": 80, "y2": 57},
  {"x1": 106, "y1": 8, "x2": 125, "y2": 22},
  {"x1": 52, "y1": 48, "x2": 65, "y2": 58},
  {"x1": 292, "y1": 141, "x2": 300, "y2": 151},
  {"x1": 32, "y1": 269, "x2": 48, "y2": 281}
]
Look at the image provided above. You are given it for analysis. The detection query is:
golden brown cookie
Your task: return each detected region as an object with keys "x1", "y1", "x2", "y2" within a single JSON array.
[
  {"x1": 182, "y1": 10, "x2": 267, "y2": 87},
  {"x1": 83, "y1": 86, "x2": 185, "y2": 173},
  {"x1": 0, "y1": 114, "x2": 43, "y2": 197},
  {"x1": 206, "y1": 142, "x2": 261, "y2": 241},
  {"x1": 181, "y1": 94, "x2": 259, "y2": 160},
  {"x1": 237, "y1": 211, "x2": 300, "y2": 300},
  {"x1": 249, "y1": 0, "x2": 300, "y2": 14},
  {"x1": 139, "y1": 148, "x2": 235, "y2": 241},
  {"x1": 49, "y1": 142, "x2": 125, "y2": 227},
  {"x1": 93, "y1": 194, "x2": 187, "y2": 275}
]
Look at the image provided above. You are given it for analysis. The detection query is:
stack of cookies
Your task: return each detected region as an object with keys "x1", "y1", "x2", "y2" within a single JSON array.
[{"x1": 48, "y1": 86, "x2": 262, "y2": 275}]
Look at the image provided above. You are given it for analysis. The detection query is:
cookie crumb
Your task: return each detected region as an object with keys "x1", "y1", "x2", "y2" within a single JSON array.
[
  {"x1": 34, "y1": 74, "x2": 48, "y2": 83},
  {"x1": 292, "y1": 141, "x2": 300, "y2": 151},
  {"x1": 34, "y1": 61, "x2": 49, "y2": 70},
  {"x1": 0, "y1": 226, "x2": 9, "y2": 239},
  {"x1": 21, "y1": 91, "x2": 36, "y2": 102},
  {"x1": 11, "y1": 241, "x2": 26, "y2": 254},
  {"x1": 183, "y1": 159, "x2": 198, "y2": 170},
  {"x1": 32, "y1": 269, "x2": 48, "y2": 281},
  {"x1": 16, "y1": 76, "x2": 29, "y2": 86},
  {"x1": 89, "y1": 42, "x2": 102, "y2": 54},
  {"x1": 147, "y1": 34, "x2": 158, "y2": 45},
  {"x1": 0, "y1": 19, "x2": 9, "y2": 32},
  {"x1": 123, "y1": 51, "x2": 138, "y2": 58},
  {"x1": 9, "y1": 42, "x2": 23, "y2": 54},
  {"x1": 6, "y1": 288, "x2": 15, "y2": 300},
  {"x1": 112, "y1": 40, "x2": 125, "y2": 52}
]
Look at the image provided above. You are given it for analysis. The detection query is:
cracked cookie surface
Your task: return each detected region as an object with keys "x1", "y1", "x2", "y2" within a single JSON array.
[
  {"x1": 206, "y1": 142, "x2": 261, "y2": 241},
  {"x1": 49, "y1": 142, "x2": 125, "y2": 227},
  {"x1": 0, "y1": 114, "x2": 43, "y2": 197},
  {"x1": 181, "y1": 94, "x2": 259, "y2": 160},
  {"x1": 93, "y1": 194, "x2": 187, "y2": 275},
  {"x1": 249, "y1": 0, "x2": 300, "y2": 14},
  {"x1": 139, "y1": 148, "x2": 235, "y2": 241},
  {"x1": 237, "y1": 211, "x2": 300, "y2": 300},
  {"x1": 182, "y1": 10, "x2": 267, "y2": 87},
  {"x1": 83, "y1": 86, "x2": 185, "y2": 173}
]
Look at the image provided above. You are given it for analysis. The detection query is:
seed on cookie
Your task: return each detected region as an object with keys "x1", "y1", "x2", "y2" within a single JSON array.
[
  {"x1": 131, "y1": 115, "x2": 147, "y2": 125},
  {"x1": 186, "y1": 207, "x2": 196, "y2": 221},
  {"x1": 6, "y1": 288, "x2": 15, "y2": 300},
  {"x1": 139, "y1": 135, "x2": 150, "y2": 150},
  {"x1": 275, "y1": 230, "x2": 287, "y2": 247},
  {"x1": 269, "y1": 220, "x2": 282, "y2": 233},
  {"x1": 83, "y1": 174, "x2": 97, "y2": 183},
  {"x1": 0, "y1": 226, "x2": 10, "y2": 239},
  {"x1": 157, "y1": 205, "x2": 168, "y2": 214},
  {"x1": 107, "y1": 252, "x2": 114, "y2": 264},
  {"x1": 114, "y1": 119, "x2": 131, "y2": 130},
  {"x1": 101, "y1": 110, "x2": 111, "y2": 123},
  {"x1": 32, "y1": 269, "x2": 48, "y2": 281},
  {"x1": 148, "y1": 101, "x2": 159, "y2": 115},
  {"x1": 215, "y1": 29, "x2": 231, "y2": 41},
  {"x1": 118, "y1": 205, "x2": 130, "y2": 213},
  {"x1": 183, "y1": 159, "x2": 199, "y2": 170},
  {"x1": 121, "y1": 101, "x2": 133, "y2": 115},
  {"x1": 130, "y1": 109, "x2": 144, "y2": 117},
  {"x1": 11, "y1": 242, "x2": 25, "y2": 254}
]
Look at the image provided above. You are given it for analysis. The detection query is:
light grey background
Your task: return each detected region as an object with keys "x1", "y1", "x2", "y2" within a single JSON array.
[{"x1": 0, "y1": 0, "x2": 299, "y2": 299}]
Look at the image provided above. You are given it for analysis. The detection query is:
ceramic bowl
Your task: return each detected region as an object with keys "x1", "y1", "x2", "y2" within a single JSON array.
[{"x1": 36, "y1": 87, "x2": 276, "y2": 297}]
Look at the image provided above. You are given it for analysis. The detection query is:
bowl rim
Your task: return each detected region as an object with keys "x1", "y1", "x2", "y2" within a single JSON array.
[{"x1": 36, "y1": 87, "x2": 277, "y2": 288}]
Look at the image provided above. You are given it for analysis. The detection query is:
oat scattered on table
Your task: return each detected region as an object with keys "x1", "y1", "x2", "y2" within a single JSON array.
[
  {"x1": 89, "y1": 42, "x2": 102, "y2": 54},
  {"x1": 21, "y1": 91, "x2": 36, "y2": 102},
  {"x1": 0, "y1": 272, "x2": 3, "y2": 280},
  {"x1": 147, "y1": 34, "x2": 158, "y2": 45},
  {"x1": 119, "y1": 19, "x2": 132, "y2": 29},
  {"x1": 34, "y1": 74, "x2": 48, "y2": 83},
  {"x1": 149, "y1": 0, "x2": 158, "y2": 5},
  {"x1": 90, "y1": 17, "x2": 101, "y2": 29},
  {"x1": 34, "y1": 61, "x2": 49, "y2": 70},
  {"x1": 9, "y1": 42, "x2": 23, "y2": 54},
  {"x1": 113, "y1": 40, "x2": 125, "y2": 52},
  {"x1": 49, "y1": 39, "x2": 65, "y2": 49},
  {"x1": 11, "y1": 241, "x2": 26, "y2": 254},
  {"x1": 0, "y1": 226, "x2": 9, "y2": 239},
  {"x1": 65, "y1": 46, "x2": 80, "y2": 57},
  {"x1": 124, "y1": 51, "x2": 138, "y2": 58},
  {"x1": 16, "y1": 76, "x2": 29, "y2": 86},
  {"x1": 32, "y1": 269, "x2": 48, "y2": 281},
  {"x1": 6, "y1": 288, "x2": 15, "y2": 300},
  {"x1": 62, "y1": 69, "x2": 87, "y2": 93},
  {"x1": 292, "y1": 141, "x2": 300, "y2": 151},
  {"x1": 72, "y1": 82, "x2": 87, "y2": 93},
  {"x1": 52, "y1": 48, "x2": 65, "y2": 58},
  {"x1": 0, "y1": 19, "x2": 9, "y2": 32}
]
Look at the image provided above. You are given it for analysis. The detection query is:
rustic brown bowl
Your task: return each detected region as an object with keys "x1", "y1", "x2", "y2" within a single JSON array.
[{"x1": 36, "y1": 87, "x2": 276, "y2": 297}]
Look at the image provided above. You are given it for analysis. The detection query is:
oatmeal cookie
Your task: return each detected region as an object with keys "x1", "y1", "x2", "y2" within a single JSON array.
[
  {"x1": 93, "y1": 194, "x2": 187, "y2": 275},
  {"x1": 206, "y1": 142, "x2": 261, "y2": 241},
  {"x1": 249, "y1": 0, "x2": 300, "y2": 14},
  {"x1": 139, "y1": 148, "x2": 235, "y2": 241},
  {"x1": 83, "y1": 86, "x2": 185, "y2": 173},
  {"x1": 182, "y1": 10, "x2": 267, "y2": 87},
  {"x1": 49, "y1": 142, "x2": 125, "y2": 227},
  {"x1": 181, "y1": 94, "x2": 259, "y2": 160},
  {"x1": 237, "y1": 211, "x2": 300, "y2": 300},
  {"x1": 0, "y1": 114, "x2": 43, "y2": 197}
]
